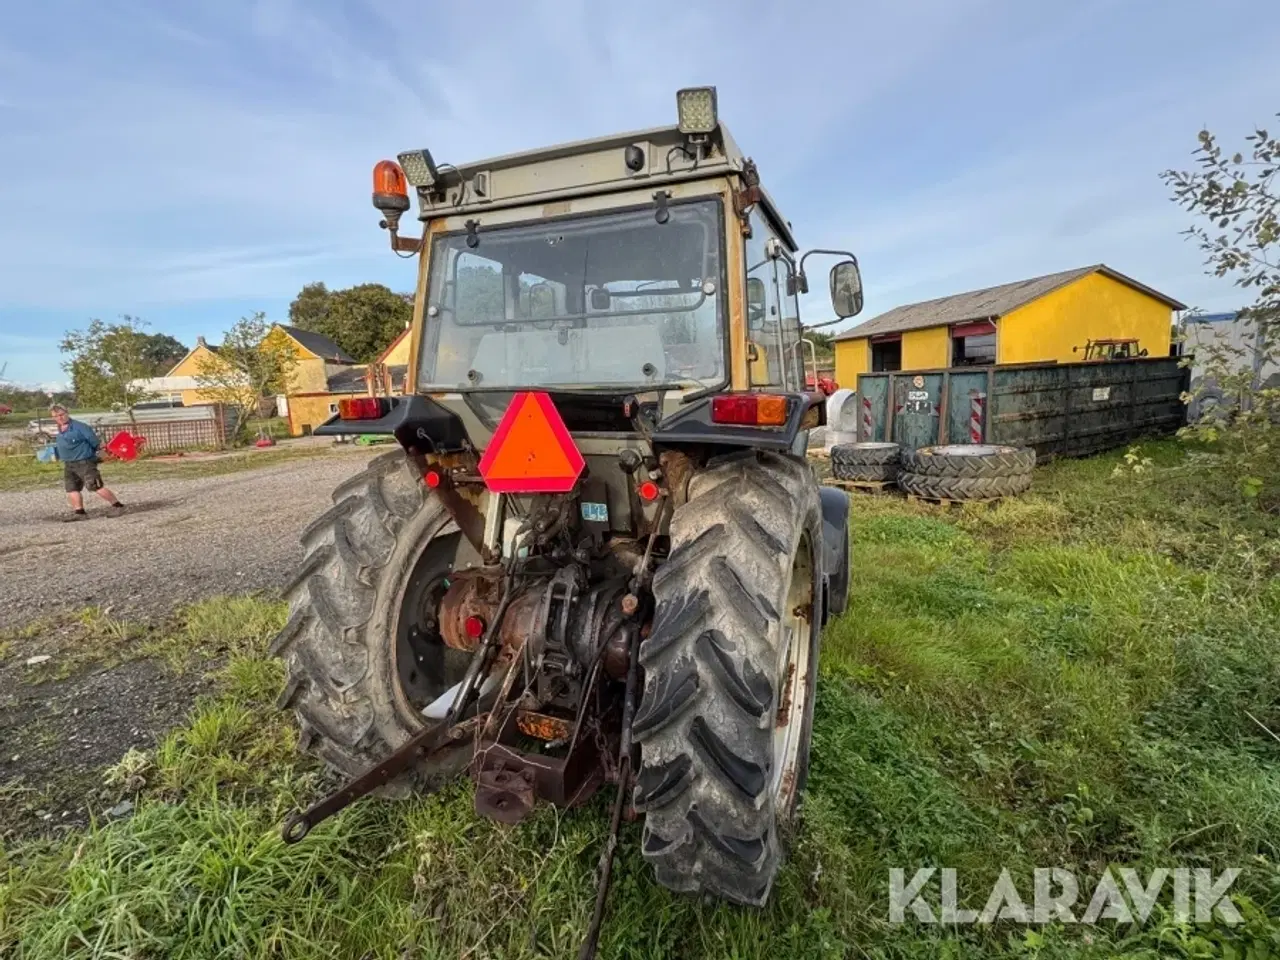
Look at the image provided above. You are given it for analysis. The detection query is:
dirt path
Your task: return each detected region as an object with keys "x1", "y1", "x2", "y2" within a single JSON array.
[
  {"x1": 0, "y1": 447, "x2": 382, "y2": 626},
  {"x1": 1, "y1": 447, "x2": 387, "y2": 839}
]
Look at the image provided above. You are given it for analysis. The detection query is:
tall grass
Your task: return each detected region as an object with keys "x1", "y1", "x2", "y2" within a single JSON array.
[{"x1": 3, "y1": 441, "x2": 1278, "y2": 958}]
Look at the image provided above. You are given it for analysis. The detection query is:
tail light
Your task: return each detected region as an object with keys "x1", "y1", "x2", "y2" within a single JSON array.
[
  {"x1": 338, "y1": 397, "x2": 389, "y2": 420},
  {"x1": 710, "y1": 394, "x2": 788, "y2": 426}
]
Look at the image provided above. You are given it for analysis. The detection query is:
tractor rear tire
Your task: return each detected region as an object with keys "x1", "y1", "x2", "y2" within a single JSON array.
[
  {"x1": 634, "y1": 450, "x2": 822, "y2": 906},
  {"x1": 270, "y1": 450, "x2": 469, "y2": 788}
]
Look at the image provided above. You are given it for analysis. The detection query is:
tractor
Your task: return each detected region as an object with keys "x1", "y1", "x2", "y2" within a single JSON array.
[
  {"x1": 1074, "y1": 338, "x2": 1148, "y2": 361},
  {"x1": 272, "y1": 87, "x2": 863, "y2": 939}
]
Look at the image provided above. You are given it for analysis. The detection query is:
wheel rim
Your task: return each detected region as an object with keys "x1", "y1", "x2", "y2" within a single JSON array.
[
  {"x1": 771, "y1": 533, "x2": 814, "y2": 816},
  {"x1": 393, "y1": 533, "x2": 469, "y2": 716}
]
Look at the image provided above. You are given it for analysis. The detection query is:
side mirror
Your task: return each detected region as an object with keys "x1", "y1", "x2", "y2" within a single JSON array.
[{"x1": 830, "y1": 260, "x2": 863, "y2": 318}]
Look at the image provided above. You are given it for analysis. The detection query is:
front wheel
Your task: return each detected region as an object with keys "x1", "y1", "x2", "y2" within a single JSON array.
[{"x1": 634, "y1": 450, "x2": 822, "y2": 906}]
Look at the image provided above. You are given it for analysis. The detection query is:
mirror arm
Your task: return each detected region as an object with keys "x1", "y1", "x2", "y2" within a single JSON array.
[
  {"x1": 797, "y1": 248, "x2": 859, "y2": 297},
  {"x1": 800, "y1": 316, "x2": 851, "y2": 331}
]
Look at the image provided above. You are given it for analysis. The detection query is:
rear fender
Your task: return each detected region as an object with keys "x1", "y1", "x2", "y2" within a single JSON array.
[{"x1": 817, "y1": 485, "x2": 850, "y2": 623}]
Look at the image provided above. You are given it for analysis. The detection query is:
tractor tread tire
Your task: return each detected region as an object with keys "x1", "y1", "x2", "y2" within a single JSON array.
[
  {"x1": 831, "y1": 462, "x2": 899, "y2": 483},
  {"x1": 830, "y1": 442, "x2": 900, "y2": 467},
  {"x1": 271, "y1": 450, "x2": 462, "y2": 787},
  {"x1": 636, "y1": 450, "x2": 820, "y2": 907},
  {"x1": 899, "y1": 445, "x2": 1036, "y2": 478},
  {"x1": 898, "y1": 471, "x2": 1032, "y2": 501}
]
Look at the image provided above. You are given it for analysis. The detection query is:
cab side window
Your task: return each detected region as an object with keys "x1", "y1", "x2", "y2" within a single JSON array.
[
  {"x1": 744, "y1": 211, "x2": 783, "y2": 387},
  {"x1": 775, "y1": 252, "x2": 803, "y2": 389}
]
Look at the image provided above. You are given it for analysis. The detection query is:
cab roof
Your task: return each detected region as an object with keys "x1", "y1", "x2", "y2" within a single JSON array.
[{"x1": 411, "y1": 122, "x2": 797, "y2": 250}]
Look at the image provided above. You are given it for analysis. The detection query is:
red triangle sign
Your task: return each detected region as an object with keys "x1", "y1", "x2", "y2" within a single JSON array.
[{"x1": 478, "y1": 392, "x2": 585, "y2": 493}]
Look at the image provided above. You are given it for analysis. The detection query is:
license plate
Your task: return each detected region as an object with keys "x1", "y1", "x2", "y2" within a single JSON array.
[{"x1": 581, "y1": 501, "x2": 608, "y2": 523}]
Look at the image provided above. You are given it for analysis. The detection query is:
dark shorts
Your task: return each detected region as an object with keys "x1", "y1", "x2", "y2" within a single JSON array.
[{"x1": 63, "y1": 459, "x2": 104, "y2": 493}]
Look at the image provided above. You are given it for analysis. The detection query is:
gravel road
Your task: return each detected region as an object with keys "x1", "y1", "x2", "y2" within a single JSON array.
[{"x1": 0, "y1": 448, "x2": 382, "y2": 626}]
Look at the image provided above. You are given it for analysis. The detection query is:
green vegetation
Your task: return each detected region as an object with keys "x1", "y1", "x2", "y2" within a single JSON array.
[
  {"x1": 1162, "y1": 114, "x2": 1279, "y2": 508},
  {"x1": 194, "y1": 313, "x2": 299, "y2": 445},
  {"x1": 3, "y1": 442, "x2": 1278, "y2": 958},
  {"x1": 59, "y1": 318, "x2": 186, "y2": 409},
  {"x1": 0, "y1": 443, "x2": 339, "y2": 493},
  {"x1": 0, "y1": 387, "x2": 78, "y2": 421},
  {"x1": 289, "y1": 281, "x2": 413, "y2": 362}
]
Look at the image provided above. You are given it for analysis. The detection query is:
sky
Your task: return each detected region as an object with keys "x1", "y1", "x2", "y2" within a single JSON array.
[{"x1": 1, "y1": 0, "x2": 1278, "y2": 387}]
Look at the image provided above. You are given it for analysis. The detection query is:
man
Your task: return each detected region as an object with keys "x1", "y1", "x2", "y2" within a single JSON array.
[{"x1": 49, "y1": 405, "x2": 125, "y2": 520}]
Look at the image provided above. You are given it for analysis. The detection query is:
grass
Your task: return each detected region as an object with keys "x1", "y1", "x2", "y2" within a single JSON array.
[
  {"x1": 0, "y1": 443, "x2": 340, "y2": 493},
  {"x1": 6, "y1": 594, "x2": 287, "y2": 683},
  {"x1": 3, "y1": 608, "x2": 148, "y2": 682},
  {"x1": 2, "y1": 440, "x2": 1279, "y2": 958}
]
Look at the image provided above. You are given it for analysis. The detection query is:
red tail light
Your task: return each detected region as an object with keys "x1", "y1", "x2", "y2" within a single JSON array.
[
  {"x1": 710, "y1": 394, "x2": 788, "y2": 426},
  {"x1": 338, "y1": 397, "x2": 389, "y2": 420}
]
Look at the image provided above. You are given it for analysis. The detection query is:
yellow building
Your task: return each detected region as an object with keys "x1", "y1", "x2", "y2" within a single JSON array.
[
  {"x1": 832, "y1": 265, "x2": 1185, "y2": 388},
  {"x1": 285, "y1": 326, "x2": 412, "y2": 436},
  {"x1": 159, "y1": 337, "x2": 228, "y2": 406},
  {"x1": 142, "y1": 326, "x2": 359, "y2": 409}
]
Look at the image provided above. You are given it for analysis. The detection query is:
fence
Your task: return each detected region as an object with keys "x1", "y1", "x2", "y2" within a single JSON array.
[
  {"x1": 857, "y1": 357, "x2": 1189, "y2": 457},
  {"x1": 29, "y1": 405, "x2": 239, "y2": 453}
]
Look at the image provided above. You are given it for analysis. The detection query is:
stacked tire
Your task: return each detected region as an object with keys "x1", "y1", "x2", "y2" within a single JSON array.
[
  {"x1": 830, "y1": 442, "x2": 900, "y2": 483},
  {"x1": 897, "y1": 445, "x2": 1036, "y2": 502}
]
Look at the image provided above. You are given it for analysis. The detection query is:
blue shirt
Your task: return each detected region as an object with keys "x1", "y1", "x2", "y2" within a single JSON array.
[{"x1": 54, "y1": 420, "x2": 101, "y2": 463}]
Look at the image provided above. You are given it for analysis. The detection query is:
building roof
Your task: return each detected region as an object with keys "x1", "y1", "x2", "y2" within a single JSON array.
[
  {"x1": 276, "y1": 325, "x2": 357, "y2": 364},
  {"x1": 325, "y1": 366, "x2": 370, "y2": 393},
  {"x1": 832, "y1": 265, "x2": 1186, "y2": 341}
]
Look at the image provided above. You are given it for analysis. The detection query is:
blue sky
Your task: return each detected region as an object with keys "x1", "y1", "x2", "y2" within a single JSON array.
[{"x1": 2, "y1": 0, "x2": 1278, "y2": 387}]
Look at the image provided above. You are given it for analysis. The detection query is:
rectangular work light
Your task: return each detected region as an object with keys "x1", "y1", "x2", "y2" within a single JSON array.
[
  {"x1": 396, "y1": 148, "x2": 440, "y2": 188},
  {"x1": 676, "y1": 86, "x2": 718, "y2": 135}
]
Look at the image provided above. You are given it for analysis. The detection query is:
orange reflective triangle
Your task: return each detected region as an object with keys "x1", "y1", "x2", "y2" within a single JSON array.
[{"x1": 478, "y1": 392, "x2": 585, "y2": 493}]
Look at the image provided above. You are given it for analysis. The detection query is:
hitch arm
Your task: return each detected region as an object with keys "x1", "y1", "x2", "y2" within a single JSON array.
[{"x1": 280, "y1": 715, "x2": 478, "y2": 843}]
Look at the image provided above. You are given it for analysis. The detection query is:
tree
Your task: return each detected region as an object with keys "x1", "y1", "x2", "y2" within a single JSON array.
[
  {"x1": 289, "y1": 282, "x2": 331, "y2": 331},
  {"x1": 1161, "y1": 114, "x2": 1279, "y2": 505},
  {"x1": 288, "y1": 282, "x2": 412, "y2": 361},
  {"x1": 60, "y1": 317, "x2": 157, "y2": 409},
  {"x1": 0, "y1": 384, "x2": 75, "y2": 413},
  {"x1": 194, "y1": 312, "x2": 297, "y2": 444},
  {"x1": 139, "y1": 333, "x2": 188, "y2": 375}
]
